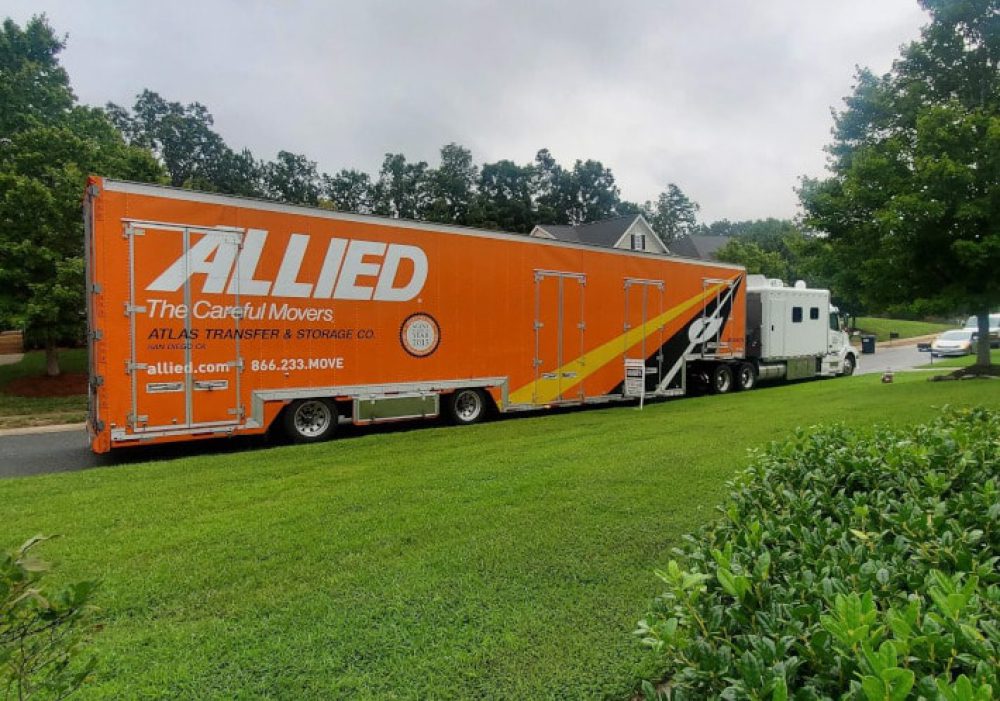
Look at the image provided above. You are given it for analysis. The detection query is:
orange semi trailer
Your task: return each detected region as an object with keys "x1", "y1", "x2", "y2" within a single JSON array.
[{"x1": 84, "y1": 177, "x2": 748, "y2": 453}]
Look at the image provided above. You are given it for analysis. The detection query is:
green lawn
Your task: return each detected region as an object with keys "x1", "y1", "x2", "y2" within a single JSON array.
[
  {"x1": 1, "y1": 374, "x2": 999, "y2": 699},
  {"x1": 0, "y1": 349, "x2": 87, "y2": 428},
  {"x1": 853, "y1": 316, "x2": 953, "y2": 342},
  {"x1": 919, "y1": 348, "x2": 1000, "y2": 368}
]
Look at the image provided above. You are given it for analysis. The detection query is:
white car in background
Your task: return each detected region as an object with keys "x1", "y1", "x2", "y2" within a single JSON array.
[
  {"x1": 963, "y1": 314, "x2": 1000, "y2": 347},
  {"x1": 931, "y1": 329, "x2": 979, "y2": 357}
]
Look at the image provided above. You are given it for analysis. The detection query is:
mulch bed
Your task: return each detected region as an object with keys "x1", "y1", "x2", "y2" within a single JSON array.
[
  {"x1": 930, "y1": 365, "x2": 1000, "y2": 381},
  {"x1": 4, "y1": 372, "x2": 88, "y2": 397}
]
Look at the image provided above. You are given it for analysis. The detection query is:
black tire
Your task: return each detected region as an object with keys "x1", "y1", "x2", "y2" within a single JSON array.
[
  {"x1": 841, "y1": 354, "x2": 856, "y2": 377},
  {"x1": 710, "y1": 364, "x2": 734, "y2": 394},
  {"x1": 283, "y1": 398, "x2": 337, "y2": 443},
  {"x1": 447, "y1": 388, "x2": 488, "y2": 425},
  {"x1": 735, "y1": 363, "x2": 756, "y2": 391}
]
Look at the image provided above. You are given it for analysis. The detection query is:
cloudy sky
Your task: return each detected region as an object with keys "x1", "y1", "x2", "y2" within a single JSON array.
[{"x1": 10, "y1": 1, "x2": 928, "y2": 222}]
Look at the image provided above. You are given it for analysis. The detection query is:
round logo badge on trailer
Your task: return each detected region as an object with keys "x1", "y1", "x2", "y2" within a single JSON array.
[{"x1": 400, "y1": 313, "x2": 441, "y2": 358}]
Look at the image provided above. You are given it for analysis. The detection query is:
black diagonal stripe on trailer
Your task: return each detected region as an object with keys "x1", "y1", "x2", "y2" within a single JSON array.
[{"x1": 609, "y1": 274, "x2": 744, "y2": 394}]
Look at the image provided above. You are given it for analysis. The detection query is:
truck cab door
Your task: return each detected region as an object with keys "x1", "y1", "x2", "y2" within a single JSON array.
[{"x1": 827, "y1": 310, "x2": 845, "y2": 356}]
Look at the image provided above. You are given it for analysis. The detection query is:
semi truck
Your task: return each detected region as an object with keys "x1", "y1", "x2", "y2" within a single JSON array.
[{"x1": 83, "y1": 177, "x2": 855, "y2": 453}]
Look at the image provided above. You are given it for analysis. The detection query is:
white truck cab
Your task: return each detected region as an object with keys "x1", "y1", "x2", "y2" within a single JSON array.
[{"x1": 745, "y1": 276, "x2": 856, "y2": 380}]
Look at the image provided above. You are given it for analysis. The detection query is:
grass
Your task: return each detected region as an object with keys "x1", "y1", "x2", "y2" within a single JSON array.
[
  {"x1": 918, "y1": 348, "x2": 1000, "y2": 368},
  {"x1": 1, "y1": 374, "x2": 999, "y2": 699},
  {"x1": 853, "y1": 316, "x2": 953, "y2": 342},
  {"x1": 0, "y1": 349, "x2": 87, "y2": 429}
]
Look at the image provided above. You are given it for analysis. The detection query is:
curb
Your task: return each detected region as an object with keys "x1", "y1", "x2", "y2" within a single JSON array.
[{"x1": 0, "y1": 423, "x2": 86, "y2": 438}]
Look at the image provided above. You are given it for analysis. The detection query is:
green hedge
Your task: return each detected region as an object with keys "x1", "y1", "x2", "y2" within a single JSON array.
[{"x1": 637, "y1": 408, "x2": 999, "y2": 700}]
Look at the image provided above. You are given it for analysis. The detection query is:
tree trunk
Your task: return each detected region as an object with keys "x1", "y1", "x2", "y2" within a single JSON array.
[
  {"x1": 45, "y1": 341, "x2": 61, "y2": 377},
  {"x1": 974, "y1": 311, "x2": 991, "y2": 369}
]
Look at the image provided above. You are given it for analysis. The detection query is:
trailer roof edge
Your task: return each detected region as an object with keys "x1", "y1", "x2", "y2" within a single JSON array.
[{"x1": 97, "y1": 177, "x2": 745, "y2": 272}]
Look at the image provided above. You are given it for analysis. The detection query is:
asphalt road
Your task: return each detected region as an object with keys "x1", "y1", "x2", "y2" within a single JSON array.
[
  {"x1": 0, "y1": 426, "x2": 274, "y2": 479},
  {"x1": 855, "y1": 343, "x2": 938, "y2": 375},
  {"x1": 0, "y1": 343, "x2": 946, "y2": 479}
]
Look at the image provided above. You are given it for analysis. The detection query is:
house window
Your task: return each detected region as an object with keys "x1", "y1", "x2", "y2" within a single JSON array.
[
  {"x1": 809, "y1": 307, "x2": 819, "y2": 320},
  {"x1": 792, "y1": 306, "x2": 803, "y2": 323},
  {"x1": 631, "y1": 233, "x2": 646, "y2": 251}
]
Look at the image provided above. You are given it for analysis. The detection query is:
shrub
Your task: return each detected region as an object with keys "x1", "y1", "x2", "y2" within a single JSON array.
[
  {"x1": 637, "y1": 408, "x2": 999, "y2": 700},
  {"x1": 1, "y1": 536, "x2": 97, "y2": 700}
]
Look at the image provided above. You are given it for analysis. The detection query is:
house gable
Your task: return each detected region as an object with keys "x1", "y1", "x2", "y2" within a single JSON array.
[
  {"x1": 531, "y1": 215, "x2": 666, "y2": 253},
  {"x1": 612, "y1": 215, "x2": 667, "y2": 254}
]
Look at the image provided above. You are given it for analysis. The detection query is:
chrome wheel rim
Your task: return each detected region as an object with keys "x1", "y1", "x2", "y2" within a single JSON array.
[
  {"x1": 715, "y1": 371, "x2": 731, "y2": 392},
  {"x1": 294, "y1": 400, "x2": 332, "y2": 437},
  {"x1": 740, "y1": 366, "x2": 754, "y2": 388},
  {"x1": 455, "y1": 391, "x2": 482, "y2": 422}
]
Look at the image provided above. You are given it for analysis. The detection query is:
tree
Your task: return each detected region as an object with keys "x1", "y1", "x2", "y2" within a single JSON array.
[
  {"x1": 197, "y1": 147, "x2": 265, "y2": 198},
  {"x1": 0, "y1": 17, "x2": 162, "y2": 375},
  {"x1": 371, "y1": 153, "x2": 430, "y2": 219},
  {"x1": 532, "y1": 149, "x2": 574, "y2": 225},
  {"x1": 800, "y1": 0, "x2": 999, "y2": 369},
  {"x1": 648, "y1": 183, "x2": 699, "y2": 244},
  {"x1": 0, "y1": 16, "x2": 73, "y2": 135},
  {"x1": 263, "y1": 150, "x2": 321, "y2": 205},
  {"x1": 568, "y1": 159, "x2": 621, "y2": 224},
  {"x1": 472, "y1": 159, "x2": 536, "y2": 233},
  {"x1": 108, "y1": 90, "x2": 227, "y2": 188},
  {"x1": 424, "y1": 143, "x2": 477, "y2": 224},
  {"x1": 323, "y1": 168, "x2": 373, "y2": 214},
  {"x1": 716, "y1": 239, "x2": 790, "y2": 280}
]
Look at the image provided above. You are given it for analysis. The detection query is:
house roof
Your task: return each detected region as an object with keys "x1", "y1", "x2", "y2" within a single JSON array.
[
  {"x1": 669, "y1": 234, "x2": 730, "y2": 260},
  {"x1": 533, "y1": 215, "x2": 653, "y2": 248}
]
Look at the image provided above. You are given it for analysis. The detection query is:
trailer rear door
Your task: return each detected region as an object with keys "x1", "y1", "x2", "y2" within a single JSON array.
[
  {"x1": 533, "y1": 270, "x2": 586, "y2": 404},
  {"x1": 126, "y1": 221, "x2": 243, "y2": 433}
]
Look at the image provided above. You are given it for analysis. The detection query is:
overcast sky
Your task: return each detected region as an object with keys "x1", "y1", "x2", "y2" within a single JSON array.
[{"x1": 10, "y1": 1, "x2": 928, "y2": 222}]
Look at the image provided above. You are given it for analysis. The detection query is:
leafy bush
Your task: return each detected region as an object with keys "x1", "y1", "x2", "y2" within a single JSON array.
[
  {"x1": 637, "y1": 408, "x2": 999, "y2": 700},
  {"x1": 1, "y1": 536, "x2": 97, "y2": 700}
]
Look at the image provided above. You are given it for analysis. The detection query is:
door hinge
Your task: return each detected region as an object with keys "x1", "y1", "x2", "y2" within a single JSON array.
[
  {"x1": 91, "y1": 329, "x2": 103, "y2": 341},
  {"x1": 124, "y1": 303, "x2": 147, "y2": 315},
  {"x1": 126, "y1": 361, "x2": 148, "y2": 373}
]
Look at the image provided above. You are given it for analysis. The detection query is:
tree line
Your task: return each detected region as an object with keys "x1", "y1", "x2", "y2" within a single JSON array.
[{"x1": 105, "y1": 89, "x2": 703, "y2": 242}]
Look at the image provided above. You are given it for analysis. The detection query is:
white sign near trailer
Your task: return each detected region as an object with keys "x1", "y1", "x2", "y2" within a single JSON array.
[{"x1": 624, "y1": 358, "x2": 646, "y2": 406}]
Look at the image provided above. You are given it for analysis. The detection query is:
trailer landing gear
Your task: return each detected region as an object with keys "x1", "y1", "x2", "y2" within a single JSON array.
[{"x1": 284, "y1": 398, "x2": 337, "y2": 443}]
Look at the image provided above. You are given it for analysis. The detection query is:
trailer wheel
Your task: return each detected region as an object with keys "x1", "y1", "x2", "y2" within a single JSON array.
[
  {"x1": 447, "y1": 388, "x2": 487, "y2": 425},
  {"x1": 735, "y1": 363, "x2": 757, "y2": 391},
  {"x1": 842, "y1": 354, "x2": 856, "y2": 377},
  {"x1": 710, "y1": 364, "x2": 734, "y2": 394},
  {"x1": 283, "y1": 398, "x2": 337, "y2": 443}
]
